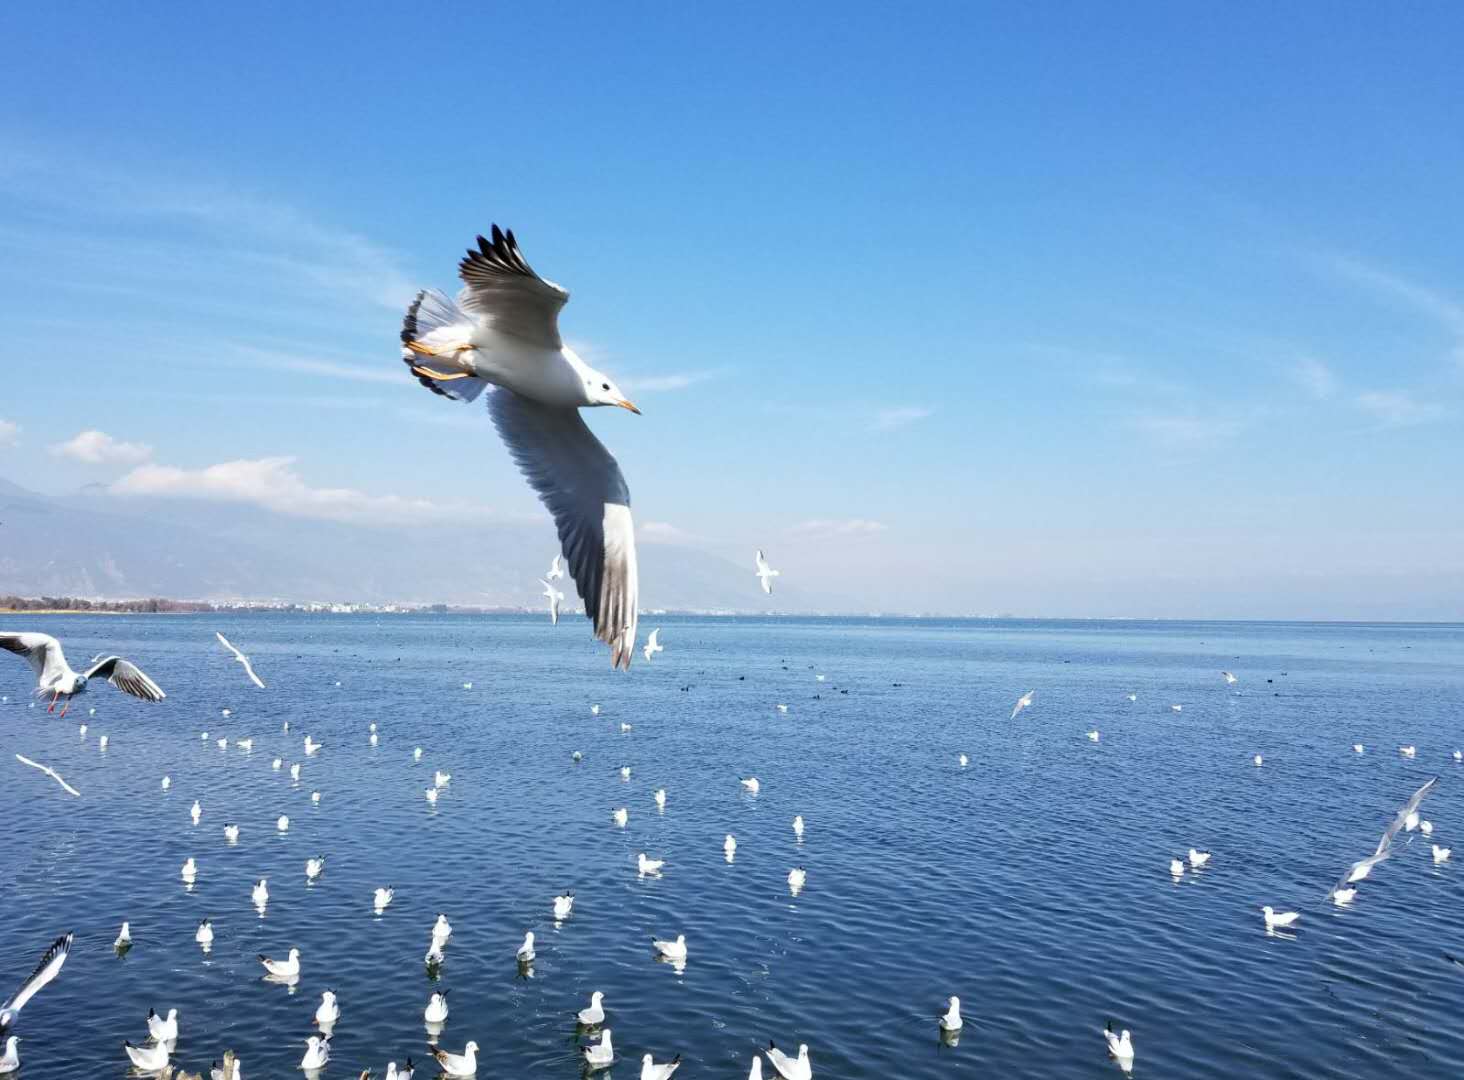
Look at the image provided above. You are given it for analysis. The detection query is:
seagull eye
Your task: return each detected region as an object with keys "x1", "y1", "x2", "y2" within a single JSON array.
[{"x1": 601, "y1": 383, "x2": 610, "y2": 391}]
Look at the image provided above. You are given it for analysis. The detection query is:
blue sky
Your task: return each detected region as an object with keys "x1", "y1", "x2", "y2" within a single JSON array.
[{"x1": 2, "y1": 3, "x2": 1462, "y2": 617}]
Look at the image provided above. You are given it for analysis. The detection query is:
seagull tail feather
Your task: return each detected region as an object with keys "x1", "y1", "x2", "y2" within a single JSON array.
[{"x1": 401, "y1": 289, "x2": 487, "y2": 402}]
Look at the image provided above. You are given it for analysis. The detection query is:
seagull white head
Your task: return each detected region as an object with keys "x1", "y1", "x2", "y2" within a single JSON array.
[{"x1": 569, "y1": 353, "x2": 640, "y2": 413}]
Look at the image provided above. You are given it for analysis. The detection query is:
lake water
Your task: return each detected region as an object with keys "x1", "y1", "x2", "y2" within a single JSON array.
[{"x1": 2, "y1": 615, "x2": 1463, "y2": 1078}]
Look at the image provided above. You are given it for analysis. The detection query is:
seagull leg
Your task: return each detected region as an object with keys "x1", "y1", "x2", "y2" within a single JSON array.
[
  {"x1": 47, "y1": 690, "x2": 58, "y2": 713},
  {"x1": 58, "y1": 697, "x2": 69, "y2": 719},
  {"x1": 405, "y1": 340, "x2": 478, "y2": 358},
  {"x1": 409, "y1": 364, "x2": 474, "y2": 382}
]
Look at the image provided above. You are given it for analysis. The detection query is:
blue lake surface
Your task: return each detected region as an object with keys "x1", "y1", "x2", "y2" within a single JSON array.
[{"x1": 2, "y1": 614, "x2": 1463, "y2": 1078}]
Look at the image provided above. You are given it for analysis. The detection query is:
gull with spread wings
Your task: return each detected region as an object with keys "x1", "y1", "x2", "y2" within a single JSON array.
[
  {"x1": 215, "y1": 632, "x2": 266, "y2": 689},
  {"x1": 1328, "y1": 776, "x2": 1439, "y2": 898},
  {"x1": 0, "y1": 633, "x2": 165, "y2": 717},
  {"x1": 1, "y1": 933, "x2": 72, "y2": 1037},
  {"x1": 400, "y1": 226, "x2": 641, "y2": 668}
]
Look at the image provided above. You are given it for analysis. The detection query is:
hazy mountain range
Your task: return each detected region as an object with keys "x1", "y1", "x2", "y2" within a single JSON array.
[{"x1": 0, "y1": 476, "x2": 821, "y2": 611}]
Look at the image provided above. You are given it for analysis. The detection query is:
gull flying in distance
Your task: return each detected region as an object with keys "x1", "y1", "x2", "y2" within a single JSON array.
[
  {"x1": 146, "y1": 1007, "x2": 179, "y2": 1043},
  {"x1": 643, "y1": 628, "x2": 663, "y2": 662},
  {"x1": 1, "y1": 933, "x2": 71, "y2": 1036},
  {"x1": 765, "y1": 1042, "x2": 812, "y2": 1080},
  {"x1": 124, "y1": 1039, "x2": 170, "y2": 1071},
  {"x1": 640, "y1": 1052, "x2": 681, "y2": 1080},
  {"x1": 14, "y1": 754, "x2": 80, "y2": 797},
  {"x1": 429, "y1": 1041, "x2": 479, "y2": 1077},
  {"x1": 400, "y1": 226, "x2": 642, "y2": 668},
  {"x1": 577, "y1": 991, "x2": 605, "y2": 1027},
  {"x1": 939, "y1": 996, "x2": 963, "y2": 1032},
  {"x1": 1329, "y1": 776, "x2": 1439, "y2": 898},
  {"x1": 540, "y1": 578, "x2": 565, "y2": 626},
  {"x1": 1222, "y1": 671, "x2": 1237, "y2": 685},
  {"x1": 1011, "y1": 691, "x2": 1034, "y2": 720},
  {"x1": 0, "y1": 632, "x2": 165, "y2": 717},
  {"x1": 582, "y1": 1030, "x2": 614, "y2": 1071},
  {"x1": 424, "y1": 991, "x2": 449, "y2": 1024},
  {"x1": 546, "y1": 554, "x2": 565, "y2": 581},
  {"x1": 214, "y1": 633, "x2": 265, "y2": 689},
  {"x1": 1262, "y1": 906, "x2": 1300, "y2": 930},
  {"x1": 754, "y1": 550, "x2": 781, "y2": 595}
]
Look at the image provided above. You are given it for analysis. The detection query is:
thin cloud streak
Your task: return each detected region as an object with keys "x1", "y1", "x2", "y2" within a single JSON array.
[
  {"x1": 49, "y1": 429, "x2": 154, "y2": 465},
  {"x1": 0, "y1": 420, "x2": 18, "y2": 447},
  {"x1": 1353, "y1": 390, "x2": 1446, "y2": 428},
  {"x1": 871, "y1": 406, "x2": 933, "y2": 432}
]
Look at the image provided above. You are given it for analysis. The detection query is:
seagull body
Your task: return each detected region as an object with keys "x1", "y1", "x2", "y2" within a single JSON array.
[
  {"x1": 939, "y1": 996, "x2": 962, "y2": 1032},
  {"x1": 1171, "y1": 704, "x2": 1183, "y2": 713},
  {"x1": 429, "y1": 1041, "x2": 478, "y2": 1077},
  {"x1": 194, "y1": 920, "x2": 213, "y2": 946},
  {"x1": 1435, "y1": 844, "x2": 1452, "y2": 863},
  {"x1": 181, "y1": 857, "x2": 197, "y2": 882},
  {"x1": 0, "y1": 632, "x2": 166, "y2": 717},
  {"x1": 1401, "y1": 745, "x2": 1417, "y2": 757},
  {"x1": 1253, "y1": 755, "x2": 1263, "y2": 767},
  {"x1": 425, "y1": 788, "x2": 438, "y2": 804},
  {"x1": 1188, "y1": 849, "x2": 1211, "y2": 868},
  {"x1": 620, "y1": 765, "x2": 631, "y2": 780},
  {"x1": 114, "y1": 922, "x2": 131, "y2": 949},
  {"x1": 161, "y1": 775, "x2": 171, "y2": 789},
  {"x1": 741, "y1": 777, "x2": 761, "y2": 794},
  {"x1": 958, "y1": 753, "x2": 968, "y2": 767},
  {"x1": 0, "y1": 1036, "x2": 16, "y2": 1074},
  {"x1": 1406, "y1": 811, "x2": 1420, "y2": 832},
  {"x1": 793, "y1": 815, "x2": 805, "y2": 839},
  {"x1": 400, "y1": 227, "x2": 641, "y2": 667},
  {"x1": 1354, "y1": 744, "x2": 1365, "y2": 754},
  {"x1": 215, "y1": 632, "x2": 266, "y2": 688},
  {"x1": 1262, "y1": 906, "x2": 1300, "y2": 929},
  {"x1": 304, "y1": 736, "x2": 322, "y2": 755},
  {"x1": 424, "y1": 991, "x2": 449, "y2": 1024},
  {"x1": 643, "y1": 628, "x2": 663, "y2": 662},
  {"x1": 547, "y1": 554, "x2": 565, "y2": 581},
  {"x1": 259, "y1": 948, "x2": 300, "y2": 978},
  {"x1": 433, "y1": 914, "x2": 453, "y2": 941},
  {"x1": 252, "y1": 879, "x2": 269, "y2": 906},
  {"x1": 374, "y1": 887, "x2": 395, "y2": 911},
  {"x1": 434, "y1": 771, "x2": 451, "y2": 788},
  {"x1": 516, "y1": 932, "x2": 536, "y2": 962},
  {"x1": 724, "y1": 834, "x2": 737, "y2": 858},
  {"x1": 788, "y1": 867, "x2": 807, "y2": 894},
  {"x1": 306, "y1": 856, "x2": 325, "y2": 880},
  {"x1": 1, "y1": 933, "x2": 72, "y2": 1036},
  {"x1": 652, "y1": 934, "x2": 686, "y2": 961},
  {"x1": 277, "y1": 815, "x2": 290, "y2": 832},
  {"x1": 1222, "y1": 671, "x2": 1237, "y2": 684},
  {"x1": 638, "y1": 852, "x2": 665, "y2": 876},
  {"x1": 553, "y1": 893, "x2": 574, "y2": 920},
  {"x1": 621, "y1": 722, "x2": 633, "y2": 733},
  {"x1": 577, "y1": 991, "x2": 605, "y2": 1027},
  {"x1": 1103, "y1": 1023, "x2": 1134, "y2": 1064},
  {"x1": 414, "y1": 747, "x2": 423, "y2": 761},
  {"x1": 754, "y1": 550, "x2": 781, "y2": 595},
  {"x1": 1169, "y1": 858, "x2": 1184, "y2": 877},
  {"x1": 300, "y1": 1034, "x2": 330, "y2": 1070},
  {"x1": 125, "y1": 1039, "x2": 170, "y2": 1071},
  {"x1": 147, "y1": 1007, "x2": 179, "y2": 1043},
  {"x1": 272, "y1": 758, "x2": 283, "y2": 771},
  {"x1": 290, "y1": 763, "x2": 302, "y2": 781},
  {"x1": 1010, "y1": 691, "x2": 1034, "y2": 720},
  {"x1": 654, "y1": 788, "x2": 667, "y2": 809},
  {"x1": 224, "y1": 824, "x2": 240, "y2": 843},
  {"x1": 765, "y1": 1042, "x2": 811, "y2": 1080},
  {"x1": 1332, "y1": 884, "x2": 1357, "y2": 905},
  {"x1": 385, "y1": 1059, "x2": 414, "y2": 1080},
  {"x1": 613, "y1": 807, "x2": 629, "y2": 827},
  {"x1": 582, "y1": 1030, "x2": 613, "y2": 1070},
  {"x1": 1421, "y1": 820, "x2": 1434, "y2": 835},
  {"x1": 775, "y1": 704, "x2": 788, "y2": 713},
  {"x1": 311, "y1": 791, "x2": 321, "y2": 804},
  {"x1": 315, "y1": 991, "x2": 339, "y2": 1027},
  {"x1": 640, "y1": 1052, "x2": 681, "y2": 1080},
  {"x1": 1087, "y1": 730, "x2": 1100, "y2": 741}
]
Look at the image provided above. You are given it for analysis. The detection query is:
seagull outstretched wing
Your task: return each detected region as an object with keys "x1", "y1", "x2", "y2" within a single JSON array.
[
  {"x1": 489, "y1": 387, "x2": 638, "y2": 668},
  {"x1": 215, "y1": 632, "x2": 266, "y2": 688},
  {"x1": 0, "y1": 932, "x2": 73, "y2": 1034},
  {"x1": 0, "y1": 632, "x2": 68, "y2": 688},
  {"x1": 84, "y1": 656, "x2": 166, "y2": 701},
  {"x1": 457, "y1": 226, "x2": 569, "y2": 348}
]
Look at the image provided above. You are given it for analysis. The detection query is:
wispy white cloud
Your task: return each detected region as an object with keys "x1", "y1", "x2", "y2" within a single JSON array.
[
  {"x1": 228, "y1": 345, "x2": 406, "y2": 385},
  {"x1": 49, "y1": 429, "x2": 154, "y2": 465},
  {"x1": 1321, "y1": 254, "x2": 1464, "y2": 337},
  {"x1": 789, "y1": 518, "x2": 888, "y2": 538},
  {"x1": 1290, "y1": 356, "x2": 1338, "y2": 400},
  {"x1": 1128, "y1": 414, "x2": 1244, "y2": 448},
  {"x1": 638, "y1": 520, "x2": 702, "y2": 544},
  {"x1": 871, "y1": 406, "x2": 933, "y2": 432},
  {"x1": 0, "y1": 420, "x2": 18, "y2": 447},
  {"x1": 1354, "y1": 390, "x2": 1446, "y2": 428},
  {"x1": 621, "y1": 371, "x2": 721, "y2": 394},
  {"x1": 109, "y1": 456, "x2": 490, "y2": 525}
]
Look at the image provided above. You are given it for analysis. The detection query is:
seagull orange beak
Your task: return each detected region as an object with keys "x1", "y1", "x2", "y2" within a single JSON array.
[{"x1": 617, "y1": 399, "x2": 642, "y2": 415}]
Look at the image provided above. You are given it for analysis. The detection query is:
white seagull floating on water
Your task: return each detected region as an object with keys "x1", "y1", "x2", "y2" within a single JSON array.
[
  {"x1": 258, "y1": 948, "x2": 300, "y2": 979},
  {"x1": 612, "y1": 807, "x2": 628, "y2": 827},
  {"x1": 652, "y1": 934, "x2": 687, "y2": 962},
  {"x1": 793, "y1": 815, "x2": 805, "y2": 839},
  {"x1": 194, "y1": 920, "x2": 213, "y2": 946},
  {"x1": 577, "y1": 991, "x2": 605, "y2": 1027},
  {"x1": 640, "y1": 1052, "x2": 681, "y2": 1080},
  {"x1": 424, "y1": 991, "x2": 449, "y2": 1024},
  {"x1": 0, "y1": 632, "x2": 165, "y2": 717},
  {"x1": 939, "y1": 996, "x2": 962, "y2": 1031},
  {"x1": 215, "y1": 632, "x2": 266, "y2": 689},
  {"x1": 1262, "y1": 906, "x2": 1300, "y2": 930},
  {"x1": 1188, "y1": 849, "x2": 1211, "y2": 868},
  {"x1": 124, "y1": 1039, "x2": 169, "y2": 1071},
  {"x1": 146, "y1": 1007, "x2": 179, "y2": 1043},
  {"x1": 582, "y1": 1030, "x2": 613, "y2": 1071},
  {"x1": 1103, "y1": 1022, "x2": 1134, "y2": 1066},
  {"x1": 306, "y1": 856, "x2": 325, "y2": 880},
  {"x1": 315, "y1": 989, "x2": 340, "y2": 1027},
  {"x1": 765, "y1": 1041, "x2": 812, "y2": 1080},
  {"x1": 114, "y1": 923, "x2": 130, "y2": 950},
  {"x1": 638, "y1": 852, "x2": 665, "y2": 876},
  {"x1": 516, "y1": 932, "x2": 536, "y2": 963},
  {"x1": 300, "y1": 1033, "x2": 330, "y2": 1070},
  {"x1": 375, "y1": 887, "x2": 395, "y2": 911},
  {"x1": 1434, "y1": 844, "x2": 1452, "y2": 863},
  {"x1": 429, "y1": 1041, "x2": 479, "y2": 1077},
  {"x1": 553, "y1": 893, "x2": 574, "y2": 920},
  {"x1": 400, "y1": 226, "x2": 642, "y2": 668},
  {"x1": 741, "y1": 776, "x2": 761, "y2": 794}
]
